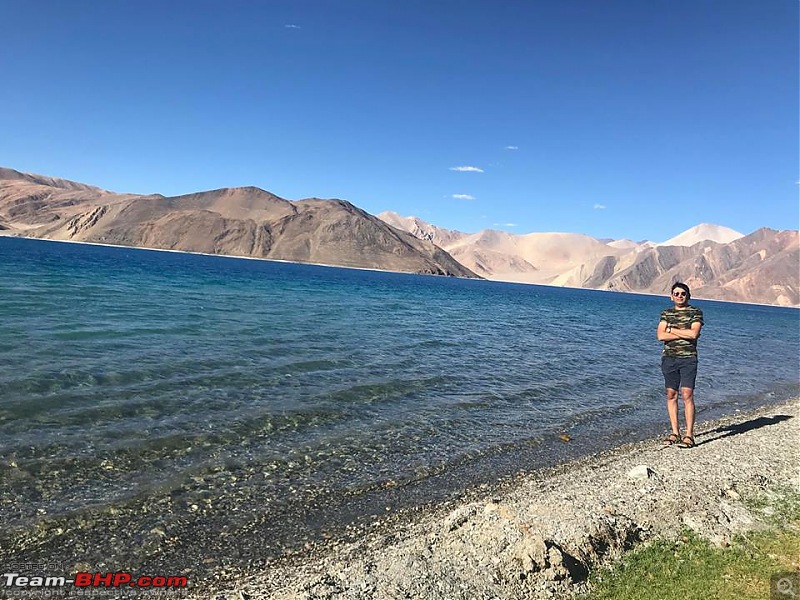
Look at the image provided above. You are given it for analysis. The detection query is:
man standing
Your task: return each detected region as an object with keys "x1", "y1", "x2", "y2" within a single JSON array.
[{"x1": 657, "y1": 282, "x2": 704, "y2": 448}]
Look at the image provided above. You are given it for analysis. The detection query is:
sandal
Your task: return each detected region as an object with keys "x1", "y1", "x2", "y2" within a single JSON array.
[
  {"x1": 662, "y1": 433, "x2": 680, "y2": 446},
  {"x1": 677, "y1": 435, "x2": 695, "y2": 448}
]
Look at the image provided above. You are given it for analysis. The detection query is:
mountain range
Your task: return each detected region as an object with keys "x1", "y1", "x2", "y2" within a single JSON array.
[
  {"x1": 379, "y1": 212, "x2": 798, "y2": 306},
  {"x1": 1, "y1": 167, "x2": 797, "y2": 306},
  {"x1": 0, "y1": 168, "x2": 474, "y2": 278}
]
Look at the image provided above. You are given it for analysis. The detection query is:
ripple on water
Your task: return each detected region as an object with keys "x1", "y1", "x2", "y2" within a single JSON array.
[{"x1": 0, "y1": 237, "x2": 797, "y2": 569}]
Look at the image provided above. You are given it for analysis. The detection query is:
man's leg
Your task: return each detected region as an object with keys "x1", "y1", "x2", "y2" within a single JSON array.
[
  {"x1": 661, "y1": 357, "x2": 681, "y2": 437},
  {"x1": 681, "y1": 387, "x2": 695, "y2": 438},
  {"x1": 679, "y1": 358, "x2": 698, "y2": 441},
  {"x1": 666, "y1": 387, "x2": 680, "y2": 436}
]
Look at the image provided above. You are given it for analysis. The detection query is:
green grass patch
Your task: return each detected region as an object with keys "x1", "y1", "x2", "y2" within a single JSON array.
[{"x1": 582, "y1": 489, "x2": 800, "y2": 600}]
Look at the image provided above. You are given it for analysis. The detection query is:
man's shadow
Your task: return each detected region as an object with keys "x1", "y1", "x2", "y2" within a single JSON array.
[{"x1": 696, "y1": 414, "x2": 793, "y2": 446}]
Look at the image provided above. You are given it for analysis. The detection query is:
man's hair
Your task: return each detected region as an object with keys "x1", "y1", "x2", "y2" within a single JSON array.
[{"x1": 671, "y1": 282, "x2": 691, "y2": 299}]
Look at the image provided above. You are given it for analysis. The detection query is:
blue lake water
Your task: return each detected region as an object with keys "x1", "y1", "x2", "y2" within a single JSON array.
[{"x1": 0, "y1": 236, "x2": 798, "y2": 575}]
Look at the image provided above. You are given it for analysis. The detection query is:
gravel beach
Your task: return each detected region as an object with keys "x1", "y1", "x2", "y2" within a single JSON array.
[{"x1": 206, "y1": 398, "x2": 799, "y2": 600}]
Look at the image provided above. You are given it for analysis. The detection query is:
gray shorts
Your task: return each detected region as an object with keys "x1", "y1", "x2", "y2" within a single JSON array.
[{"x1": 661, "y1": 356, "x2": 698, "y2": 390}]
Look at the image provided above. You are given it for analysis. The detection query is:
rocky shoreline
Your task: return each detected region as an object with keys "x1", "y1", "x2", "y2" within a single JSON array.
[{"x1": 205, "y1": 398, "x2": 799, "y2": 600}]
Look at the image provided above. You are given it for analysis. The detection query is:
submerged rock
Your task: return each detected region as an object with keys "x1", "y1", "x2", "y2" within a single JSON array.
[{"x1": 205, "y1": 399, "x2": 798, "y2": 600}]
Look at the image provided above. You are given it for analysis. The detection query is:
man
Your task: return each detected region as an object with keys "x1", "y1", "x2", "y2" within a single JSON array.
[{"x1": 656, "y1": 282, "x2": 704, "y2": 448}]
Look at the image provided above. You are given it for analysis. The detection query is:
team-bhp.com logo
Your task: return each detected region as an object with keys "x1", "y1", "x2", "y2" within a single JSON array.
[{"x1": 3, "y1": 571, "x2": 188, "y2": 590}]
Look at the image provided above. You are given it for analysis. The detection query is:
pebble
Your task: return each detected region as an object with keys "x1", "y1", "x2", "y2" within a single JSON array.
[
  {"x1": 206, "y1": 399, "x2": 798, "y2": 600},
  {"x1": 627, "y1": 465, "x2": 655, "y2": 480}
]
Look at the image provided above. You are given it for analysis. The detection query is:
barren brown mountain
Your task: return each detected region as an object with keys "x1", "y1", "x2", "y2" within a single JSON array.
[
  {"x1": 378, "y1": 211, "x2": 467, "y2": 248},
  {"x1": 3, "y1": 168, "x2": 796, "y2": 306},
  {"x1": 0, "y1": 168, "x2": 476, "y2": 278},
  {"x1": 381, "y1": 213, "x2": 799, "y2": 306},
  {"x1": 594, "y1": 228, "x2": 800, "y2": 306}
]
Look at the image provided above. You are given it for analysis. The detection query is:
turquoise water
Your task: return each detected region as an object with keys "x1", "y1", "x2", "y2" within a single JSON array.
[{"x1": 1, "y1": 236, "x2": 798, "y2": 574}]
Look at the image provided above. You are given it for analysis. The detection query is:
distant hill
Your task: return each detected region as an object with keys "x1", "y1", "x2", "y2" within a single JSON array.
[
  {"x1": 444, "y1": 230, "x2": 630, "y2": 286},
  {"x1": 377, "y1": 211, "x2": 466, "y2": 248},
  {"x1": 587, "y1": 229, "x2": 799, "y2": 306},
  {"x1": 606, "y1": 239, "x2": 641, "y2": 250},
  {"x1": 381, "y1": 214, "x2": 799, "y2": 306},
  {"x1": 0, "y1": 168, "x2": 477, "y2": 278},
  {"x1": 2, "y1": 167, "x2": 795, "y2": 306},
  {"x1": 657, "y1": 223, "x2": 744, "y2": 247}
]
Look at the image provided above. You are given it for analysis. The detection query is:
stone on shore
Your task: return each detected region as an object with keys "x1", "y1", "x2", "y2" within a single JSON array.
[{"x1": 207, "y1": 399, "x2": 799, "y2": 600}]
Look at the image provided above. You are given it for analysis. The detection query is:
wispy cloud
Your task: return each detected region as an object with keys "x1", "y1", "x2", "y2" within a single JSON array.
[
  {"x1": 452, "y1": 194, "x2": 476, "y2": 200},
  {"x1": 449, "y1": 166, "x2": 484, "y2": 173},
  {"x1": 505, "y1": 146, "x2": 519, "y2": 150},
  {"x1": 594, "y1": 204, "x2": 607, "y2": 210},
  {"x1": 494, "y1": 223, "x2": 517, "y2": 227},
  {"x1": 284, "y1": 24, "x2": 301, "y2": 29}
]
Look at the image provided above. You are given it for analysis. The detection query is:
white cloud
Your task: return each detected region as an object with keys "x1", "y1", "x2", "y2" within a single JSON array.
[
  {"x1": 449, "y1": 166, "x2": 484, "y2": 173},
  {"x1": 505, "y1": 146, "x2": 519, "y2": 150},
  {"x1": 452, "y1": 194, "x2": 476, "y2": 200},
  {"x1": 284, "y1": 24, "x2": 301, "y2": 29},
  {"x1": 494, "y1": 223, "x2": 517, "y2": 227},
  {"x1": 594, "y1": 204, "x2": 607, "y2": 210}
]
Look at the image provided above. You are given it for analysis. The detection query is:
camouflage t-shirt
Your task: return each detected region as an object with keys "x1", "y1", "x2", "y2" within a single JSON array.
[{"x1": 660, "y1": 306, "x2": 704, "y2": 357}]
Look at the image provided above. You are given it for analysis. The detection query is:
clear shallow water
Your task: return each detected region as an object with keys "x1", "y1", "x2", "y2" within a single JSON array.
[{"x1": 1, "y1": 236, "x2": 798, "y2": 570}]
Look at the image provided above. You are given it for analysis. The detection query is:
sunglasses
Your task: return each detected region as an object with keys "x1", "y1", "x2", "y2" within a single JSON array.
[{"x1": 672, "y1": 291, "x2": 687, "y2": 297}]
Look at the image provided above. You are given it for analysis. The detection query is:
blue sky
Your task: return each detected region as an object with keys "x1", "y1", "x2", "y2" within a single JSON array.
[{"x1": 2, "y1": 1, "x2": 797, "y2": 242}]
